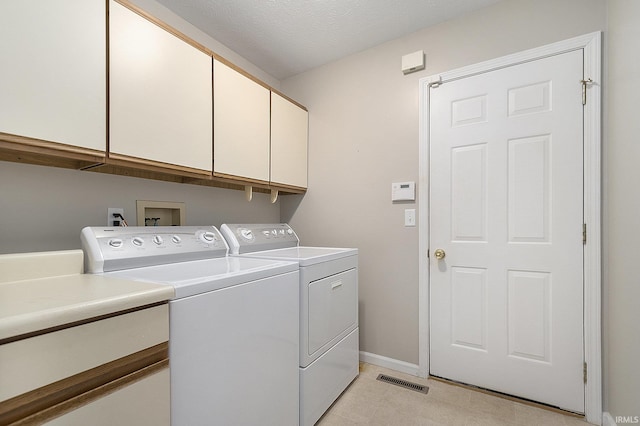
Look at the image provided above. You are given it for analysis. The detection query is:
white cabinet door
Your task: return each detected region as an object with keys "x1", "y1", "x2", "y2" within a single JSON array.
[
  {"x1": 213, "y1": 59, "x2": 270, "y2": 183},
  {"x1": 0, "y1": 0, "x2": 106, "y2": 152},
  {"x1": 271, "y1": 92, "x2": 308, "y2": 189},
  {"x1": 109, "y1": 0, "x2": 212, "y2": 172},
  {"x1": 0, "y1": 305, "x2": 169, "y2": 402},
  {"x1": 45, "y1": 368, "x2": 170, "y2": 426}
]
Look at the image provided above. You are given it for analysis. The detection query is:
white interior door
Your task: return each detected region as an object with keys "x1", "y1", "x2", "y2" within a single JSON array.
[{"x1": 429, "y1": 50, "x2": 584, "y2": 413}]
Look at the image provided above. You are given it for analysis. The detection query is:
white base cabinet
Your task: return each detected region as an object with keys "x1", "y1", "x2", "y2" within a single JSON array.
[
  {"x1": 46, "y1": 368, "x2": 170, "y2": 426},
  {"x1": 0, "y1": 305, "x2": 170, "y2": 425}
]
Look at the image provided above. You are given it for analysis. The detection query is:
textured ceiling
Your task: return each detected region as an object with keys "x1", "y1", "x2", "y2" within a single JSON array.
[{"x1": 155, "y1": 0, "x2": 503, "y2": 80}]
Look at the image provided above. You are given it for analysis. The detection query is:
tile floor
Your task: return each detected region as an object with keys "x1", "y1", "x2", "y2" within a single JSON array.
[{"x1": 317, "y1": 363, "x2": 590, "y2": 426}]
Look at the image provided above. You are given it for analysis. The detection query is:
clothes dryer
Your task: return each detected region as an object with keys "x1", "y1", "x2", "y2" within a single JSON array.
[{"x1": 220, "y1": 223, "x2": 359, "y2": 426}]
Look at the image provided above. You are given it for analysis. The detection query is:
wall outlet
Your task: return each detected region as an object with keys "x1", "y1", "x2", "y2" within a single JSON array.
[{"x1": 107, "y1": 208, "x2": 124, "y2": 226}]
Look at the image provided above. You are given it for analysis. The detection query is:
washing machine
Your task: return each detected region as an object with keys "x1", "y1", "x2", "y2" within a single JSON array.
[
  {"x1": 220, "y1": 223, "x2": 359, "y2": 426},
  {"x1": 81, "y1": 226, "x2": 299, "y2": 426}
]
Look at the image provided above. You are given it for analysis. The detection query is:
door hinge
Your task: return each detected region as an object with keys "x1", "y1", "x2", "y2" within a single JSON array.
[
  {"x1": 581, "y1": 78, "x2": 593, "y2": 105},
  {"x1": 429, "y1": 77, "x2": 442, "y2": 89},
  {"x1": 427, "y1": 249, "x2": 430, "y2": 258},
  {"x1": 583, "y1": 223, "x2": 587, "y2": 244},
  {"x1": 583, "y1": 362, "x2": 588, "y2": 384}
]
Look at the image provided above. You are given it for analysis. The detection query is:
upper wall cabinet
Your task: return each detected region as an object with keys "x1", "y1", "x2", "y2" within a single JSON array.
[
  {"x1": 0, "y1": 0, "x2": 106, "y2": 153},
  {"x1": 213, "y1": 59, "x2": 271, "y2": 184},
  {"x1": 109, "y1": 0, "x2": 213, "y2": 173},
  {"x1": 270, "y1": 93, "x2": 308, "y2": 189}
]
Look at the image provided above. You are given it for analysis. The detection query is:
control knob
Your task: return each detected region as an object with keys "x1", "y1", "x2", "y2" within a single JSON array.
[
  {"x1": 201, "y1": 231, "x2": 217, "y2": 243},
  {"x1": 108, "y1": 239, "x2": 123, "y2": 248}
]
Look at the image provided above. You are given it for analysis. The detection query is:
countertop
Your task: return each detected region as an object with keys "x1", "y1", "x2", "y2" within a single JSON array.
[{"x1": 0, "y1": 249, "x2": 174, "y2": 342}]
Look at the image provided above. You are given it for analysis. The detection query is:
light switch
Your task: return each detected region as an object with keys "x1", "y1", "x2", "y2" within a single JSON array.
[{"x1": 405, "y1": 209, "x2": 416, "y2": 227}]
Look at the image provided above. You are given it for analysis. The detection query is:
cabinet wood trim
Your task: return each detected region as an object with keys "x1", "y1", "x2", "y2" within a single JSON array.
[
  {"x1": 85, "y1": 164, "x2": 287, "y2": 194},
  {"x1": 112, "y1": 0, "x2": 213, "y2": 57},
  {"x1": 212, "y1": 172, "x2": 271, "y2": 189},
  {"x1": 185, "y1": 176, "x2": 274, "y2": 194},
  {"x1": 112, "y1": 1, "x2": 278, "y2": 93},
  {"x1": 0, "y1": 343, "x2": 168, "y2": 426},
  {"x1": 270, "y1": 89, "x2": 308, "y2": 112},
  {"x1": 106, "y1": 153, "x2": 211, "y2": 178},
  {"x1": 213, "y1": 55, "x2": 271, "y2": 91},
  {"x1": 269, "y1": 181, "x2": 307, "y2": 194},
  {"x1": 11, "y1": 361, "x2": 169, "y2": 426},
  {"x1": 0, "y1": 134, "x2": 105, "y2": 163}
]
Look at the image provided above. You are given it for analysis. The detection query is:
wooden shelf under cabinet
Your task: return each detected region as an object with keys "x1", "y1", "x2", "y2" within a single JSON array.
[{"x1": 0, "y1": 134, "x2": 105, "y2": 170}]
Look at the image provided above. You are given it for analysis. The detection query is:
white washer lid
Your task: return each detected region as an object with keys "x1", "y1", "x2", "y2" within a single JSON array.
[
  {"x1": 239, "y1": 246, "x2": 358, "y2": 267},
  {"x1": 103, "y1": 257, "x2": 298, "y2": 299}
]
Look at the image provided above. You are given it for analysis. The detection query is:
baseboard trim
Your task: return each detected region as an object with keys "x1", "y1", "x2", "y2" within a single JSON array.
[
  {"x1": 603, "y1": 412, "x2": 617, "y2": 426},
  {"x1": 359, "y1": 351, "x2": 421, "y2": 377}
]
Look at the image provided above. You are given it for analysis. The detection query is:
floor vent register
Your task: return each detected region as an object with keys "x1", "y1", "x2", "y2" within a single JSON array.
[{"x1": 376, "y1": 374, "x2": 429, "y2": 394}]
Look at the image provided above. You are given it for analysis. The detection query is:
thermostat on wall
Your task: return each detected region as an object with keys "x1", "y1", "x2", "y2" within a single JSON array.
[{"x1": 392, "y1": 181, "x2": 415, "y2": 201}]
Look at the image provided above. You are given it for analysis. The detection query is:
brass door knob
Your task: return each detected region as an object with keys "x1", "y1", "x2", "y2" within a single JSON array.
[{"x1": 434, "y1": 249, "x2": 446, "y2": 260}]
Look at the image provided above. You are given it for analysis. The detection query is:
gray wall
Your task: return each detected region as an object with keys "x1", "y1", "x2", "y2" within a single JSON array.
[
  {"x1": 281, "y1": 0, "x2": 606, "y2": 367},
  {"x1": 0, "y1": 161, "x2": 279, "y2": 253},
  {"x1": 605, "y1": 0, "x2": 640, "y2": 420}
]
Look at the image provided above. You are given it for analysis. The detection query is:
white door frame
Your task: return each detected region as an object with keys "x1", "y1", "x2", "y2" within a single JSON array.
[{"x1": 418, "y1": 32, "x2": 602, "y2": 424}]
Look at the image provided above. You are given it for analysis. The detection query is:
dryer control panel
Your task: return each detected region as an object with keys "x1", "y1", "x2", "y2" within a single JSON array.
[
  {"x1": 81, "y1": 226, "x2": 228, "y2": 273},
  {"x1": 220, "y1": 223, "x2": 299, "y2": 254}
]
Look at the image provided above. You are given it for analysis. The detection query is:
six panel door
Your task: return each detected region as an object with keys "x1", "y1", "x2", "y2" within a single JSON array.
[{"x1": 429, "y1": 50, "x2": 585, "y2": 412}]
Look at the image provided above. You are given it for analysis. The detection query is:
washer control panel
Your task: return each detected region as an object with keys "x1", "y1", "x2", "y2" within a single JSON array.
[
  {"x1": 81, "y1": 226, "x2": 228, "y2": 273},
  {"x1": 220, "y1": 223, "x2": 299, "y2": 254}
]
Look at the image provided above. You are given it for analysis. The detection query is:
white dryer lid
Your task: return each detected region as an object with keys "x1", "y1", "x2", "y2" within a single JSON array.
[{"x1": 239, "y1": 246, "x2": 357, "y2": 267}]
